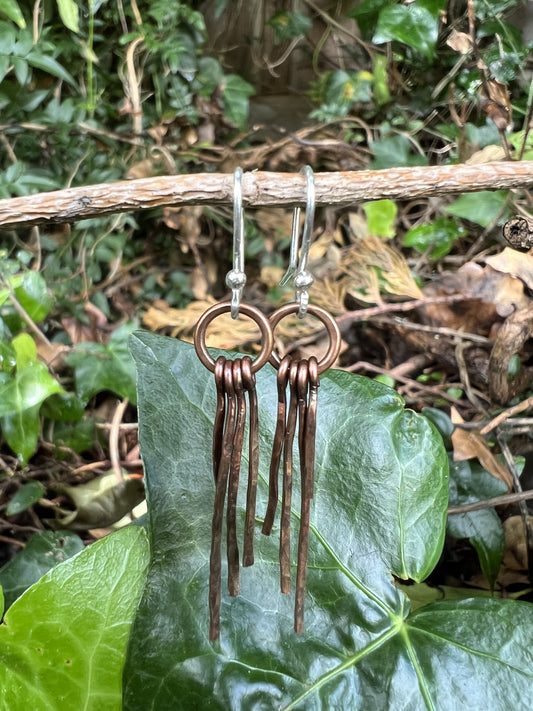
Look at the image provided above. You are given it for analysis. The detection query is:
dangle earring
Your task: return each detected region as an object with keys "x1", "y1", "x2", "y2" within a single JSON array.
[
  {"x1": 262, "y1": 166, "x2": 341, "y2": 633},
  {"x1": 194, "y1": 167, "x2": 273, "y2": 640}
]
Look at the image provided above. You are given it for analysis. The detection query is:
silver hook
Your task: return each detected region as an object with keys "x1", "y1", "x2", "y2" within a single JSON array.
[
  {"x1": 225, "y1": 167, "x2": 246, "y2": 319},
  {"x1": 279, "y1": 165, "x2": 315, "y2": 318}
]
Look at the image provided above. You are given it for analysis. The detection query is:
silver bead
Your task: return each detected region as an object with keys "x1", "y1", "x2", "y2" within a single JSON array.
[
  {"x1": 294, "y1": 271, "x2": 314, "y2": 289},
  {"x1": 225, "y1": 269, "x2": 246, "y2": 290}
]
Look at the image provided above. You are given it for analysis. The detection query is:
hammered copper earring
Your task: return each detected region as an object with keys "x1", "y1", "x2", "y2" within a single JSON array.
[
  {"x1": 194, "y1": 167, "x2": 273, "y2": 640},
  {"x1": 262, "y1": 165, "x2": 341, "y2": 633}
]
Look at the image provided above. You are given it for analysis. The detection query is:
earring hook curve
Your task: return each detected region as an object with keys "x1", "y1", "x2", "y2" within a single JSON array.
[
  {"x1": 279, "y1": 165, "x2": 315, "y2": 318},
  {"x1": 225, "y1": 167, "x2": 246, "y2": 319}
]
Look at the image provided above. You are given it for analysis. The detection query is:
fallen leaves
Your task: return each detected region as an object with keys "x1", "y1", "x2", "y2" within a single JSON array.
[{"x1": 450, "y1": 407, "x2": 513, "y2": 489}]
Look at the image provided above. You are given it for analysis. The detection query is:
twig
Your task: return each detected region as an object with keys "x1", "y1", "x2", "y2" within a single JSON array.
[
  {"x1": 480, "y1": 396, "x2": 533, "y2": 435},
  {"x1": 2, "y1": 162, "x2": 533, "y2": 229},
  {"x1": 336, "y1": 294, "x2": 465, "y2": 326},
  {"x1": 448, "y1": 489, "x2": 533, "y2": 514},
  {"x1": 454, "y1": 340, "x2": 491, "y2": 416},
  {"x1": 0, "y1": 534, "x2": 25, "y2": 548},
  {"x1": 347, "y1": 361, "x2": 467, "y2": 407},
  {"x1": 110, "y1": 399, "x2": 129, "y2": 482},
  {"x1": 384, "y1": 316, "x2": 493, "y2": 346}
]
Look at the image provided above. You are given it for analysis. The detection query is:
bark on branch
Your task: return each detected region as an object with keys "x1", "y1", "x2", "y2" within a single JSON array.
[{"x1": 1, "y1": 161, "x2": 532, "y2": 230}]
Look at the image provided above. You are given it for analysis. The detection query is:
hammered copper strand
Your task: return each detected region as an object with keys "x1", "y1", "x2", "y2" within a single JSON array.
[
  {"x1": 226, "y1": 359, "x2": 246, "y2": 596},
  {"x1": 212, "y1": 356, "x2": 226, "y2": 482},
  {"x1": 294, "y1": 358, "x2": 316, "y2": 633},
  {"x1": 303, "y1": 356, "x2": 319, "y2": 498},
  {"x1": 242, "y1": 356, "x2": 259, "y2": 567},
  {"x1": 262, "y1": 356, "x2": 291, "y2": 536},
  {"x1": 280, "y1": 359, "x2": 300, "y2": 594},
  {"x1": 209, "y1": 358, "x2": 237, "y2": 640}
]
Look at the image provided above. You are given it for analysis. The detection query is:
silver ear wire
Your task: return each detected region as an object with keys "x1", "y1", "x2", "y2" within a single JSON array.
[
  {"x1": 225, "y1": 167, "x2": 246, "y2": 319},
  {"x1": 279, "y1": 165, "x2": 315, "y2": 318}
]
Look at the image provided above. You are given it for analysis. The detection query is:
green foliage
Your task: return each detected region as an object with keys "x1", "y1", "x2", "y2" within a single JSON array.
[
  {"x1": 47, "y1": 472, "x2": 145, "y2": 531},
  {"x1": 0, "y1": 529, "x2": 84, "y2": 609},
  {"x1": 363, "y1": 199, "x2": 397, "y2": 238},
  {"x1": 369, "y1": 133, "x2": 428, "y2": 169},
  {"x1": 0, "y1": 525, "x2": 150, "y2": 710},
  {"x1": 444, "y1": 191, "x2": 510, "y2": 228},
  {"x1": 5, "y1": 480, "x2": 45, "y2": 515},
  {"x1": 65, "y1": 321, "x2": 139, "y2": 405},
  {"x1": 268, "y1": 10, "x2": 312, "y2": 43},
  {"x1": 372, "y1": 0, "x2": 447, "y2": 62},
  {"x1": 447, "y1": 459, "x2": 509, "y2": 588},
  {"x1": 0, "y1": 333, "x2": 64, "y2": 464},
  {"x1": 403, "y1": 217, "x2": 466, "y2": 260},
  {"x1": 115, "y1": 333, "x2": 533, "y2": 709}
]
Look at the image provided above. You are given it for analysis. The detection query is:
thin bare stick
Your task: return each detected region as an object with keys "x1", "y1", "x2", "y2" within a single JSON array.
[
  {"x1": 480, "y1": 395, "x2": 533, "y2": 435},
  {"x1": 337, "y1": 294, "x2": 465, "y2": 326},
  {"x1": 110, "y1": 398, "x2": 129, "y2": 482},
  {"x1": 2, "y1": 162, "x2": 533, "y2": 229},
  {"x1": 0, "y1": 534, "x2": 26, "y2": 548},
  {"x1": 448, "y1": 488, "x2": 533, "y2": 514}
]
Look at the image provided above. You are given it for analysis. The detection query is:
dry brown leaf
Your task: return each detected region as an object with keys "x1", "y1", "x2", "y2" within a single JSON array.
[
  {"x1": 480, "y1": 78, "x2": 512, "y2": 131},
  {"x1": 341, "y1": 236, "x2": 423, "y2": 303},
  {"x1": 485, "y1": 247, "x2": 533, "y2": 292},
  {"x1": 142, "y1": 299, "x2": 265, "y2": 350},
  {"x1": 450, "y1": 407, "x2": 513, "y2": 489},
  {"x1": 446, "y1": 29, "x2": 473, "y2": 55},
  {"x1": 423, "y1": 261, "x2": 529, "y2": 332},
  {"x1": 62, "y1": 301, "x2": 109, "y2": 345},
  {"x1": 465, "y1": 145, "x2": 507, "y2": 165},
  {"x1": 126, "y1": 157, "x2": 162, "y2": 180},
  {"x1": 502, "y1": 515, "x2": 533, "y2": 571}
]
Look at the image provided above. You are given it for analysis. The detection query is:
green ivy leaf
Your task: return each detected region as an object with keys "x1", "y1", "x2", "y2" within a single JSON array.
[
  {"x1": 221, "y1": 74, "x2": 255, "y2": 129},
  {"x1": 1, "y1": 403, "x2": 40, "y2": 464},
  {"x1": 123, "y1": 334, "x2": 533, "y2": 708},
  {"x1": 66, "y1": 322, "x2": 138, "y2": 404},
  {"x1": 0, "y1": 529, "x2": 83, "y2": 609},
  {"x1": 351, "y1": 0, "x2": 390, "y2": 38},
  {"x1": 444, "y1": 191, "x2": 509, "y2": 227},
  {"x1": 363, "y1": 199, "x2": 397, "y2": 238},
  {"x1": 0, "y1": 525, "x2": 149, "y2": 710},
  {"x1": 403, "y1": 217, "x2": 465, "y2": 260},
  {"x1": 0, "y1": 334, "x2": 63, "y2": 463},
  {"x1": 5, "y1": 480, "x2": 45, "y2": 515},
  {"x1": 12, "y1": 270, "x2": 54, "y2": 323},
  {"x1": 369, "y1": 134, "x2": 428, "y2": 169},
  {"x1": 372, "y1": 1, "x2": 445, "y2": 61},
  {"x1": 123, "y1": 334, "x2": 458, "y2": 709},
  {"x1": 447, "y1": 459, "x2": 508, "y2": 588},
  {"x1": 447, "y1": 509, "x2": 504, "y2": 588}
]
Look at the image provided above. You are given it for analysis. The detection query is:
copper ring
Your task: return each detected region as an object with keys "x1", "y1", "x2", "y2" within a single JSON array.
[
  {"x1": 194, "y1": 302, "x2": 273, "y2": 373},
  {"x1": 268, "y1": 303, "x2": 341, "y2": 374}
]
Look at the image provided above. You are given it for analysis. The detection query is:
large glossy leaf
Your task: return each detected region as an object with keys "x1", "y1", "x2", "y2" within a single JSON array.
[
  {"x1": 0, "y1": 529, "x2": 83, "y2": 609},
  {"x1": 124, "y1": 333, "x2": 533, "y2": 709},
  {"x1": 0, "y1": 525, "x2": 149, "y2": 710}
]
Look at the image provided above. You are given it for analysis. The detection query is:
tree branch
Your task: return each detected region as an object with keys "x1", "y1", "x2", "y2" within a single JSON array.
[{"x1": 1, "y1": 161, "x2": 533, "y2": 229}]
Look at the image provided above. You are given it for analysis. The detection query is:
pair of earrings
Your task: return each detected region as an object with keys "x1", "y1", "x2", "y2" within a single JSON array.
[{"x1": 193, "y1": 167, "x2": 341, "y2": 640}]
